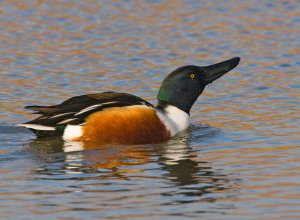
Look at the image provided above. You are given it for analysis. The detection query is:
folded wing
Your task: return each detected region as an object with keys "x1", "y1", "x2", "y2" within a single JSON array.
[{"x1": 19, "y1": 91, "x2": 153, "y2": 137}]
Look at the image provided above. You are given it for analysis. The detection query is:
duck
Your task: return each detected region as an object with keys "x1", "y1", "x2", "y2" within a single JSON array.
[{"x1": 18, "y1": 57, "x2": 240, "y2": 145}]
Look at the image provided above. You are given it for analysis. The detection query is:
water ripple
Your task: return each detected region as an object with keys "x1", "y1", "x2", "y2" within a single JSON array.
[{"x1": 1, "y1": 1, "x2": 300, "y2": 219}]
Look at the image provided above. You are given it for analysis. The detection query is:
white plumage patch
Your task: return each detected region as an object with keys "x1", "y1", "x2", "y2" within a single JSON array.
[
  {"x1": 62, "y1": 125, "x2": 83, "y2": 141},
  {"x1": 74, "y1": 101, "x2": 118, "y2": 116},
  {"x1": 17, "y1": 124, "x2": 55, "y2": 131},
  {"x1": 156, "y1": 105, "x2": 190, "y2": 137},
  {"x1": 57, "y1": 118, "x2": 77, "y2": 125},
  {"x1": 50, "y1": 112, "x2": 76, "y2": 119}
]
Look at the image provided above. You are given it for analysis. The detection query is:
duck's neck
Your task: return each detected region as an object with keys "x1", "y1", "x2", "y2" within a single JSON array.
[
  {"x1": 156, "y1": 101, "x2": 190, "y2": 114},
  {"x1": 156, "y1": 102, "x2": 190, "y2": 136}
]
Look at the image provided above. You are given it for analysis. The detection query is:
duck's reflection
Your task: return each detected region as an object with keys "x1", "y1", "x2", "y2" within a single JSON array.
[
  {"x1": 27, "y1": 124, "x2": 235, "y2": 199},
  {"x1": 27, "y1": 137, "x2": 154, "y2": 175},
  {"x1": 155, "y1": 130, "x2": 200, "y2": 186},
  {"x1": 155, "y1": 129, "x2": 235, "y2": 202}
]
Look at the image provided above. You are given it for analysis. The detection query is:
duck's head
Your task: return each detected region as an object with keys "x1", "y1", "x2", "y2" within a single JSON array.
[{"x1": 157, "y1": 57, "x2": 240, "y2": 114}]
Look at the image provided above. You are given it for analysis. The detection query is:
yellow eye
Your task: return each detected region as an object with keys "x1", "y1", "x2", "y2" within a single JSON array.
[{"x1": 190, "y1": 73, "x2": 196, "y2": 79}]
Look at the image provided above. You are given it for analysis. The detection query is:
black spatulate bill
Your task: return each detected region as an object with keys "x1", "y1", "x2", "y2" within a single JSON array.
[{"x1": 202, "y1": 57, "x2": 240, "y2": 85}]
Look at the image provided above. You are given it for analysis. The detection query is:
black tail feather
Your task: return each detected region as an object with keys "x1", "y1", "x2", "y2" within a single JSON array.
[
  {"x1": 29, "y1": 128, "x2": 63, "y2": 138},
  {"x1": 25, "y1": 105, "x2": 56, "y2": 114}
]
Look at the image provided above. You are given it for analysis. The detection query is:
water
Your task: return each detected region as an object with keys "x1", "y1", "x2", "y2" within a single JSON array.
[{"x1": 1, "y1": 1, "x2": 300, "y2": 219}]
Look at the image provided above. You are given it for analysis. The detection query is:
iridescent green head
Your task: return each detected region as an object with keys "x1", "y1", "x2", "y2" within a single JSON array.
[{"x1": 157, "y1": 57, "x2": 240, "y2": 113}]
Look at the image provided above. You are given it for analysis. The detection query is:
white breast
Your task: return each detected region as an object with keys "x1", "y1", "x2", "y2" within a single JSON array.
[{"x1": 156, "y1": 105, "x2": 190, "y2": 137}]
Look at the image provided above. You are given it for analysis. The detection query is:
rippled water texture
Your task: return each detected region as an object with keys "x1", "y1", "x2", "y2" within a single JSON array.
[{"x1": 1, "y1": 1, "x2": 300, "y2": 219}]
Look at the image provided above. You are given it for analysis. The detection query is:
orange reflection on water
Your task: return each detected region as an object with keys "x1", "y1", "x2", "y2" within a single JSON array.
[{"x1": 1, "y1": 0, "x2": 300, "y2": 219}]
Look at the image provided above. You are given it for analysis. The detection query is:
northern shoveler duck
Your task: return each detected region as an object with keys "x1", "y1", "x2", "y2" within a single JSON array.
[{"x1": 18, "y1": 57, "x2": 240, "y2": 145}]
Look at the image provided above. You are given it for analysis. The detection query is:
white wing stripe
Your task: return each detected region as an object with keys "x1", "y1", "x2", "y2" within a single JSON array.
[
  {"x1": 17, "y1": 124, "x2": 55, "y2": 131},
  {"x1": 74, "y1": 104, "x2": 102, "y2": 116},
  {"x1": 74, "y1": 102, "x2": 118, "y2": 116},
  {"x1": 50, "y1": 112, "x2": 76, "y2": 119},
  {"x1": 58, "y1": 118, "x2": 77, "y2": 125}
]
